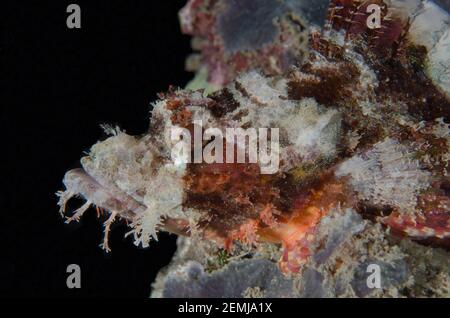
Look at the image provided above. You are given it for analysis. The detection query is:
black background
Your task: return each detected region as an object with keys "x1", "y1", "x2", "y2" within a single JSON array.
[{"x1": 2, "y1": 1, "x2": 191, "y2": 297}]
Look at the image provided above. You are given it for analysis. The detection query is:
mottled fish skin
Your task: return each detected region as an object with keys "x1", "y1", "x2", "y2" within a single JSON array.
[{"x1": 57, "y1": 0, "x2": 449, "y2": 279}]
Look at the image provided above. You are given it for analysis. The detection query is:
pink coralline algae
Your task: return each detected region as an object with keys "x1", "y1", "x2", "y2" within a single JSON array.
[
  {"x1": 179, "y1": 0, "x2": 320, "y2": 87},
  {"x1": 58, "y1": 0, "x2": 449, "y2": 297}
]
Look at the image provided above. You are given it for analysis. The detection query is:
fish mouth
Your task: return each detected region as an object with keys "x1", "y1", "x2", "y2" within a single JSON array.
[{"x1": 57, "y1": 168, "x2": 190, "y2": 251}]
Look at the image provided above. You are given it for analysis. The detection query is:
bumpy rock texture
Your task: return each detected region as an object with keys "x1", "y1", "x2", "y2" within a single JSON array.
[{"x1": 58, "y1": 0, "x2": 449, "y2": 297}]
